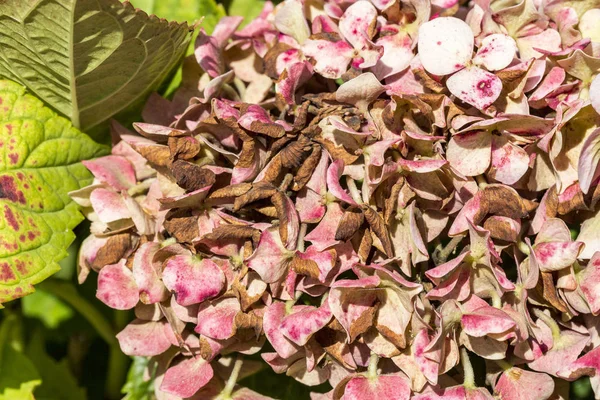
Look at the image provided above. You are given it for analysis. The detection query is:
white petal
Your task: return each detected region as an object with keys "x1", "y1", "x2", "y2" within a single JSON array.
[
  {"x1": 591, "y1": 74, "x2": 600, "y2": 116},
  {"x1": 472, "y1": 34, "x2": 517, "y2": 71},
  {"x1": 446, "y1": 66, "x2": 502, "y2": 110},
  {"x1": 418, "y1": 17, "x2": 474, "y2": 76}
]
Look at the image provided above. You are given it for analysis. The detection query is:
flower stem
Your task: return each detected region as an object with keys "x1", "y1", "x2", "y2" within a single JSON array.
[
  {"x1": 532, "y1": 308, "x2": 562, "y2": 342},
  {"x1": 297, "y1": 223, "x2": 307, "y2": 252},
  {"x1": 368, "y1": 352, "x2": 379, "y2": 379},
  {"x1": 461, "y1": 347, "x2": 475, "y2": 388},
  {"x1": 346, "y1": 176, "x2": 363, "y2": 204},
  {"x1": 433, "y1": 235, "x2": 465, "y2": 265},
  {"x1": 221, "y1": 354, "x2": 244, "y2": 399}
]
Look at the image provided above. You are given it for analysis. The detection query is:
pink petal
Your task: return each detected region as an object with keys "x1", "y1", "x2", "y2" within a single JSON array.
[
  {"x1": 82, "y1": 156, "x2": 136, "y2": 191},
  {"x1": 90, "y1": 188, "x2": 131, "y2": 224},
  {"x1": 418, "y1": 17, "x2": 474, "y2": 76},
  {"x1": 162, "y1": 255, "x2": 225, "y2": 306},
  {"x1": 195, "y1": 31, "x2": 222, "y2": 78},
  {"x1": 372, "y1": 28, "x2": 414, "y2": 79},
  {"x1": 558, "y1": 345, "x2": 600, "y2": 380},
  {"x1": 327, "y1": 159, "x2": 357, "y2": 205},
  {"x1": 529, "y1": 67, "x2": 565, "y2": 102},
  {"x1": 577, "y1": 127, "x2": 600, "y2": 194},
  {"x1": 339, "y1": 1, "x2": 378, "y2": 50},
  {"x1": 342, "y1": 375, "x2": 411, "y2": 400},
  {"x1": 304, "y1": 202, "x2": 344, "y2": 251},
  {"x1": 303, "y1": 39, "x2": 355, "y2": 79},
  {"x1": 490, "y1": 135, "x2": 529, "y2": 185},
  {"x1": 461, "y1": 307, "x2": 516, "y2": 337},
  {"x1": 579, "y1": 252, "x2": 600, "y2": 314},
  {"x1": 195, "y1": 297, "x2": 241, "y2": 340},
  {"x1": 528, "y1": 329, "x2": 590, "y2": 377},
  {"x1": 447, "y1": 131, "x2": 492, "y2": 176},
  {"x1": 296, "y1": 188, "x2": 326, "y2": 223},
  {"x1": 97, "y1": 260, "x2": 139, "y2": 310},
  {"x1": 495, "y1": 368, "x2": 554, "y2": 400},
  {"x1": 246, "y1": 228, "x2": 291, "y2": 283},
  {"x1": 533, "y1": 241, "x2": 584, "y2": 272},
  {"x1": 329, "y1": 276, "x2": 381, "y2": 339},
  {"x1": 472, "y1": 34, "x2": 516, "y2": 71},
  {"x1": 281, "y1": 303, "x2": 333, "y2": 346},
  {"x1": 263, "y1": 302, "x2": 300, "y2": 358},
  {"x1": 116, "y1": 319, "x2": 176, "y2": 356},
  {"x1": 446, "y1": 67, "x2": 502, "y2": 110},
  {"x1": 397, "y1": 158, "x2": 447, "y2": 173},
  {"x1": 160, "y1": 356, "x2": 214, "y2": 398},
  {"x1": 276, "y1": 61, "x2": 314, "y2": 105},
  {"x1": 132, "y1": 242, "x2": 168, "y2": 304}
]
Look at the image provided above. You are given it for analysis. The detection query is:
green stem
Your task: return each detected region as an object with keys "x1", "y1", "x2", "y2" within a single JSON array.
[
  {"x1": 461, "y1": 347, "x2": 475, "y2": 388},
  {"x1": 475, "y1": 175, "x2": 488, "y2": 189},
  {"x1": 367, "y1": 352, "x2": 379, "y2": 379},
  {"x1": 0, "y1": 313, "x2": 17, "y2": 366},
  {"x1": 39, "y1": 280, "x2": 116, "y2": 346},
  {"x1": 433, "y1": 235, "x2": 465, "y2": 265},
  {"x1": 106, "y1": 310, "x2": 131, "y2": 400},
  {"x1": 495, "y1": 359, "x2": 513, "y2": 371},
  {"x1": 532, "y1": 308, "x2": 562, "y2": 342},
  {"x1": 221, "y1": 354, "x2": 244, "y2": 399},
  {"x1": 517, "y1": 241, "x2": 531, "y2": 256}
]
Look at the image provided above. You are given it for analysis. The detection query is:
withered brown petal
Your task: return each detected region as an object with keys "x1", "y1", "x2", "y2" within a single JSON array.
[
  {"x1": 413, "y1": 69, "x2": 445, "y2": 93},
  {"x1": 209, "y1": 183, "x2": 253, "y2": 199},
  {"x1": 335, "y1": 207, "x2": 365, "y2": 241},
  {"x1": 293, "y1": 145, "x2": 322, "y2": 191},
  {"x1": 271, "y1": 191, "x2": 292, "y2": 246},
  {"x1": 358, "y1": 228, "x2": 373, "y2": 263},
  {"x1": 483, "y1": 218, "x2": 518, "y2": 242},
  {"x1": 280, "y1": 135, "x2": 311, "y2": 169},
  {"x1": 233, "y1": 182, "x2": 278, "y2": 211},
  {"x1": 237, "y1": 138, "x2": 257, "y2": 169},
  {"x1": 168, "y1": 136, "x2": 201, "y2": 160},
  {"x1": 482, "y1": 185, "x2": 535, "y2": 219},
  {"x1": 135, "y1": 145, "x2": 171, "y2": 167},
  {"x1": 363, "y1": 206, "x2": 394, "y2": 257},
  {"x1": 264, "y1": 42, "x2": 295, "y2": 79},
  {"x1": 234, "y1": 311, "x2": 263, "y2": 338},
  {"x1": 537, "y1": 271, "x2": 568, "y2": 313},
  {"x1": 203, "y1": 225, "x2": 262, "y2": 247},
  {"x1": 349, "y1": 303, "x2": 379, "y2": 343},
  {"x1": 170, "y1": 160, "x2": 216, "y2": 192},
  {"x1": 289, "y1": 255, "x2": 321, "y2": 279},
  {"x1": 261, "y1": 154, "x2": 284, "y2": 184},
  {"x1": 164, "y1": 209, "x2": 199, "y2": 243},
  {"x1": 92, "y1": 233, "x2": 134, "y2": 270}
]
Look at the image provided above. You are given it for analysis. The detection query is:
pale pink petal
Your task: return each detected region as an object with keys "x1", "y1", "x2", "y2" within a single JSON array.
[
  {"x1": 533, "y1": 241, "x2": 584, "y2": 271},
  {"x1": 327, "y1": 159, "x2": 357, "y2": 205},
  {"x1": 490, "y1": 135, "x2": 529, "y2": 185},
  {"x1": 281, "y1": 303, "x2": 332, "y2": 346},
  {"x1": 339, "y1": 1, "x2": 378, "y2": 50},
  {"x1": 447, "y1": 131, "x2": 492, "y2": 176},
  {"x1": 418, "y1": 17, "x2": 474, "y2": 76},
  {"x1": 472, "y1": 34, "x2": 517, "y2": 71},
  {"x1": 246, "y1": 228, "x2": 291, "y2": 283},
  {"x1": 97, "y1": 260, "x2": 139, "y2": 310},
  {"x1": 303, "y1": 39, "x2": 355, "y2": 79},
  {"x1": 304, "y1": 202, "x2": 344, "y2": 251},
  {"x1": 274, "y1": 0, "x2": 310, "y2": 44},
  {"x1": 578, "y1": 127, "x2": 600, "y2": 194},
  {"x1": 160, "y1": 356, "x2": 214, "y2": 398},
  {"x1": 195, "y1": 297, "x2": 241, "y2": 340},
  {"x1": 342, "y1": 375, "x2": 411, "y2": 400},
  {"x1": 82, "y1": 156, "x2": 136, "y2": 191},
  {"x1": 133, "y1": 242, "x2": 168, "y2": 304},
  {"x1": 591, "y1": 74, "x2": 600, "y2": 115},
  {"x1": 446, "y1": 67, "x2": 502, "y2": 110},
  {"x1": 116, "y1": 319, "x2": 176, "y2": 356},
  {"x1": 372, "y1": 28, "x2": 414, "y2": 79},
  {"x1": 263, "y1": 302, "x2": 300, "y2": 358},
  {"x1": 162, "y1": 255, "x2": 225, "y2": 306}
]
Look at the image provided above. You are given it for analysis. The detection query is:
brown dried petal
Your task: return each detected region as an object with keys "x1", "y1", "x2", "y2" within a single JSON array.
[
  {"x1": 293, "y1": 145, "x2": 322, "y2": 191},
  {"x1": 349, "y1": 304, "x2": 379, "y2": 342},
  {"x1": 289, "y1": 255, "x2": 321, "y2": 279},
  {"x1": 482, "y1": 185, "x2": 535, "y2": 219},
  {"x1": 264, "y1": 42, "x2": 296, "y2": 79},
  {"x1": 363, "y1": 207, "x2": 394, "y2": 257},
  {"x1": 92, "y1": 233, "x2": 134, "y2": 270},
  {"x1": 136, "y1": 145, "x2": 171, "y2": 167},
  {"x1": 233, "y1": 182, "x2": 278, "y2": 211},
  {"x1": 271, "y1": 191, "x2": 293, "y2": 246},
  {"x1": 164, "y1": 209, "x2": 199, "y2": 243},
  {"x1": 234, "y1": 311, "x2": 263, "y2": 338},
  {"x1": 536, "y1": 271, "x2": 568, "y2": 313},
  {"x1": 358, "y1": 228, "x2": 373, "y2": 263},
  {"x1": 203, "y1": 225, "x2": 262, "y2": 247},
  {"x1": 261, "y1": 154, "x2": 284, "y2": 184},
  {"x1": 170, "y1": 160, "x2": 216, "y2": 192},
  {"x1": 335, "y1": 208, "x2": 365, "y2": 241},
  {"x1": 483, "y1": 217, "x2": 519, "y2": 242},
  {"x1": 237, "y1": 139, "x2": 257, "y2": 169},
  {"x1": 209, "y1": 183, "x2": 253, "y2": 199},
  {"x1": 280, "y1": 135, "x2": 311, "y2": 169},
  {"x1": 168, "y1": 136, "x2": 201, "y2": 160},
  {"x1": 413, "y1": 69, "x2": 445, "y2": 93}
]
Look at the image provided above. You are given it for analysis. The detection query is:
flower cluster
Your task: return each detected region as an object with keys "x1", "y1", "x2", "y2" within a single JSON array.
[{"x1": 72, "y1": 0, "x2": 600, "y2": 398}]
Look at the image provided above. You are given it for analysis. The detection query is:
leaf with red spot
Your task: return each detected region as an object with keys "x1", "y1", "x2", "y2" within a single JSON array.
[{"x1": 0, "y1": 80, "x2": 107, "y2": 306}]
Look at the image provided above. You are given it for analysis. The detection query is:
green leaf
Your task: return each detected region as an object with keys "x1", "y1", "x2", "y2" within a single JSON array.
[
  {"x1": 229, "y1": 0, "x2": 265, "y2": 27},
  {"x1": 122, "y1": 357, "x2": 157, "y2": 400},
  {"x1": 0, "y1": 80, "x2": 108, "y2": 306},
  {"x1": 26, "y1": 330, "x2": 86, "y2": 400},
  {"x1": 21, "y1": 290, "x2": 74, "y2": 329},
  {"x1": 127, "y1": 0, "x2": 226, "y2": 33},
  {"x1": 0, "y1": 0, "x2": 193, "y2": 132},
  {"x1": 0, "y1": 381, "x2": 40, "y2": 400}
]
